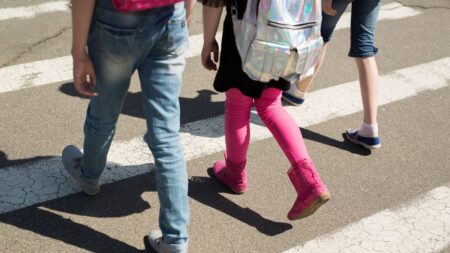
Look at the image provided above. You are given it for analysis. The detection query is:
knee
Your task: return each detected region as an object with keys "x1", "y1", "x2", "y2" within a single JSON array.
[
  {"x1": 348, "y1": 38, "x2": 378, "y2": 58},
  {"x1": 145, "y1": 129, "x2": 181, "y2": 152}
]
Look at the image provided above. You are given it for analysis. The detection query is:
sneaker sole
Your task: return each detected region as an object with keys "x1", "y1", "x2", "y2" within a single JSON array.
[
  {"x1": 289, "y1": 192, "x2": 331, "y2": 220},
  {"x1": 143, "y1": 236, "x2": 157, "y2": 253},
  {"x1": 66, "y1": 167, "x2": 100, "y2": 196},
  {"x1": 281, "y1": 93, "x2": 305, "y2": 106},
  {"x1": 345, "y1": 132, "x2": 381, "y2": 150}
]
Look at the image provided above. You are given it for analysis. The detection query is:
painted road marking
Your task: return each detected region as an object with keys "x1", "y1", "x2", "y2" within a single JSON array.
[
  {"x1": 282, "y1": 185, "x2": 450, "y2": 253},
  {"x1": 1, "y1": 57, "x2": 449, "y2": 214},
  {"x1": 0, "y1": 2, "x2": 420, "y2": 94},
  {"x1": 0, "y1": 1, "x2": 69, "y2": 21}
]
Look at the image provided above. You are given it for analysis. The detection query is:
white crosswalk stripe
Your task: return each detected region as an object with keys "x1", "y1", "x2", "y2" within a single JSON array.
[{"x1": 0, "y1": 1, "x2": 69, "y2": 21}]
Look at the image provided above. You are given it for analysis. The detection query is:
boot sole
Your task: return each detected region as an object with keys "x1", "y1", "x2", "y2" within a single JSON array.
[
  {"x1": 207, "y1": 167, "x2": 246, "y2": 194},
  {"x1": 289, "y1": 192, "x2": 331, "y2": 220}
]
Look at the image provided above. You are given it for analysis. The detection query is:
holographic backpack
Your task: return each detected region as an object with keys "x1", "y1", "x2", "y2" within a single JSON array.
[
  {"x1": 112, "y1": 0, "x2": 183, "y2": 12},
  {"x1": 231, "y1": 0, "x2": 323, "y2": 83}
]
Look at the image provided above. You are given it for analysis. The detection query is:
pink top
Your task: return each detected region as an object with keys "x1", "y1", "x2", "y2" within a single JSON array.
[{"x1": 112, "y1": 0, "x2": 184, "y2": 12}]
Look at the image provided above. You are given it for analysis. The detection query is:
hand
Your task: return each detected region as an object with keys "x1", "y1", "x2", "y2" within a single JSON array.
[
  {"x1": 322, "y1": 0, "x2": 337, "y2": 16},
  {"x1": 72, "y1": 53, "x2": 98, "y2": 97},
  {"x1": 201, "y1": 39, "x2": 219, "y2": 71}
]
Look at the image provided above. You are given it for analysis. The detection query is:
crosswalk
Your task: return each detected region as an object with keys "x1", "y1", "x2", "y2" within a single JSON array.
[
  {"x1": 0, "y1": 2, "x2": 419, "y2": 94},
  {"x1": 0, "y1": 1, "x2": 449, "y2": 252}
]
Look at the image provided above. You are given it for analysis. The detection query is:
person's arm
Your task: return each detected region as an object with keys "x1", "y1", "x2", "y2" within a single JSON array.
[
  {"x1": 201, "y1": 5, "x2": 223, "y2": 70},
  {"x1": 322, "y1": 0, "x2": 337, "y2": 16},
  {"x1": 185, "y1": 0, "x2": 196, "y2": 28},
  {"x1": 71, "y1": 0, "x2": 98, "y2": 96}
]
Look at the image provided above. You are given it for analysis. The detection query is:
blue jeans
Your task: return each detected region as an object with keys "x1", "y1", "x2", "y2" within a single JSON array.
[
  {"x1": 321, "y1": 0, "x2": 382, "y2": 57},
  {"x1": 80, "y1": 0, "x2": 189, "y2": 246}
]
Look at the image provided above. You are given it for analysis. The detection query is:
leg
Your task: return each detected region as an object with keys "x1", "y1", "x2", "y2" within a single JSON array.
[
  {"x1": 296, "y1": 44, "x2": 328, "y2": 93},
  {"x1": 356, "y1": 56, "x2": 379, "y2": 125},
  {"x1": 212, "y1": 88, "x2": 253, "y2": 193},
  {"x1": 283, "y1": 0, "x2": 351, "y2": 105},
  {"x1": 255, "y1": 88, "x2": 330, "y2": 220},
  {"x1": 255, "y1": 88, "x2": 310, "y2": 164},
  {"x1": 350, "y1": 0, "x2": 382, "y2": 126},
  {"x1": 62, "y1": 14, "x2": 137, "y2": 194},
  {"x1": 224, "y1": 88, "x2": 253, "y2": 164},
  {"x1": 80, "y1": 12, "x2": 138, "y2": 180},
  {"x1": 345, "y1": 0, "x2": 382, "y2": 149},
  {"x1": 81, "y1": 57, "x2": 134, "y2": 179},
  {"x1": 138, "y1": 3, "x2": 189, "y2": 250}
]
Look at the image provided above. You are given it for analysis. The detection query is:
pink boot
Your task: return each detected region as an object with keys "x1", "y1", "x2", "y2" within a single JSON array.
[
  {"x1": 287, "y1": 159, "x2": 330, "y2": 220},
  {"x1": 212, "y1": 155, "x2": 247, "y2": 194}
]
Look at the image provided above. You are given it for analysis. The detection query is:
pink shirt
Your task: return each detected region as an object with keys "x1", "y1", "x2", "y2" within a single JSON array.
[{"x1": 112, "y1": 0, "x2": 184, "y2": 12}]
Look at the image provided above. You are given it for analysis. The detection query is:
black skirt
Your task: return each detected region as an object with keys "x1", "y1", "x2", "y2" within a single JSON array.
[{"x1": 213, "y1": 6, "x2": 290, "y2": 99}]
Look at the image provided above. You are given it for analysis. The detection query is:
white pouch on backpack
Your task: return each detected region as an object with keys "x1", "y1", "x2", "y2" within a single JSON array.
[{"x1": 231, "y1": 0, "x2": 323, "y2": 83}]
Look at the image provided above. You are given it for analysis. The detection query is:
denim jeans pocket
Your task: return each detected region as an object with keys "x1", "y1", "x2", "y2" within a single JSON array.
[
  {"x1": 165, "y1": 16, "x2": 189, "y2": 56},
  {"x1": 95, "y1": 20, "x2": 141, "y2": 64}
]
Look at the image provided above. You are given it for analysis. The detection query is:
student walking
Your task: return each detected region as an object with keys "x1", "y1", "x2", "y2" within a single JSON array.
[
  {"x1": 283, "y1": 0, "x2": 382, "y2": 149},
  {"x1": 62, "y1": 0, "x2": 194, "y2": 252},
  {"x1": 199, "y1": 0, "x2": 331, "y2": 220}
]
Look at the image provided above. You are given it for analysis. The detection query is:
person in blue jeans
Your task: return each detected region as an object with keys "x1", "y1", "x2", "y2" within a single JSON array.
[
  {"x1": 282, "y1": 0, "x2": 382, "y2": 149},
  {"x1": 62, "y1": 0, "x2": 195, "y2": 252}
]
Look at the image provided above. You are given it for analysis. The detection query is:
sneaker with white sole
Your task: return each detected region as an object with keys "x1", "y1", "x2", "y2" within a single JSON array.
[
  {"x1": 345, "y1": 129, "x2": 381, "y2": 149},
  {"x1": 143, "y1": 230, "x2": 188, "y2": 253},
  {"x1": 282, "y1": 91, "x2": 306, "y2": 105},
  {"x1": 62, "y1": 145, "x2": 100, "y2": 195}
]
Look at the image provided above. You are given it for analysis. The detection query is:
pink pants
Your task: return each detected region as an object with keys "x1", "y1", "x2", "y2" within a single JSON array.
[{"x1": 225, "y1": 88, "x2": 310, "y2": 165}]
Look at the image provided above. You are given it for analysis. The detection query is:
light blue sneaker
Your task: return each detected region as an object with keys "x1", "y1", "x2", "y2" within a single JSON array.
[
  {"x1": 345, "y1": 130, "x2": 381, "y2": 149},
  {"x1": 144, "y1": 230, "x2": 188, "y2": 253},
  {"x1": 62, "y1": 145, "x2": 100, "y2": 195}
]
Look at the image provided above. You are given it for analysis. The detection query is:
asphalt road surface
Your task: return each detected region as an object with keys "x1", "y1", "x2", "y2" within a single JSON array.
[{"x1": 0, "y1": 0, "x2": 449, "y2": 252}]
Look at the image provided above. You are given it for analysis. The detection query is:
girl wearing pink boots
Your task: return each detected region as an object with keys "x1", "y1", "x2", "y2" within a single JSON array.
[{"x1": 199, "y1": 0, "x2": 331, "y2": 220}]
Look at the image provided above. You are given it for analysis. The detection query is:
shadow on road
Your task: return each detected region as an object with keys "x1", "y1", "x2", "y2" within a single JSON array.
[
  {"x1": 0, "y1": 151, "x2": 53, "y2": 169},
  {"x1": 0, "y1": 160, "x2": 292, "y2": 252},
  {"x1": 189, "y1": 172, "x2": 293, "y2": 236},
  {"x1": 59, "y1": 82, "x2": 225, "y2": 125},
  {"x1": 0, "y1": 169, "x2": 153, "y2": 252},
  {"x1": 300, "y1": 128, "x2": 371, "y2": 156},
  {"x1": 247, "y1": 111, "x2": 371, "y2": 155}
]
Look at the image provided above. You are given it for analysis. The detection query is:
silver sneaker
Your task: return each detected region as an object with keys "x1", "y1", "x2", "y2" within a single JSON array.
[
  {"x1": 62, "y1": 145, "x2": 100, "y2": 195},
  {"x1": 144, "y1": 230, "x2": 188, "y2": 253}
]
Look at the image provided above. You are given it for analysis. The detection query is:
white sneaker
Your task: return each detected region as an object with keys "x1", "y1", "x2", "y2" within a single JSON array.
[
  {"x1": 62, "y1": 145, "x2": 100, "y2": 195},
  {"x1": 144, "y1": 230, "x2": 188, "y2": 253}
]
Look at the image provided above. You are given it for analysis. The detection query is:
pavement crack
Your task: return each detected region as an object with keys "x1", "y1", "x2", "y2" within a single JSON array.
[
  {"x1": 396, "y1": 1, "x2": 450, "y2": 11},
  {"x1": 1, "y1": 26, "x2": 71, "y2": 68}
]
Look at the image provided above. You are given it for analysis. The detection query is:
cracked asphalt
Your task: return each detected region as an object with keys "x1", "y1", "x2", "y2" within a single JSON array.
[{"x1": 0, "y1": 0, "x2": 450, "y2": 252}]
